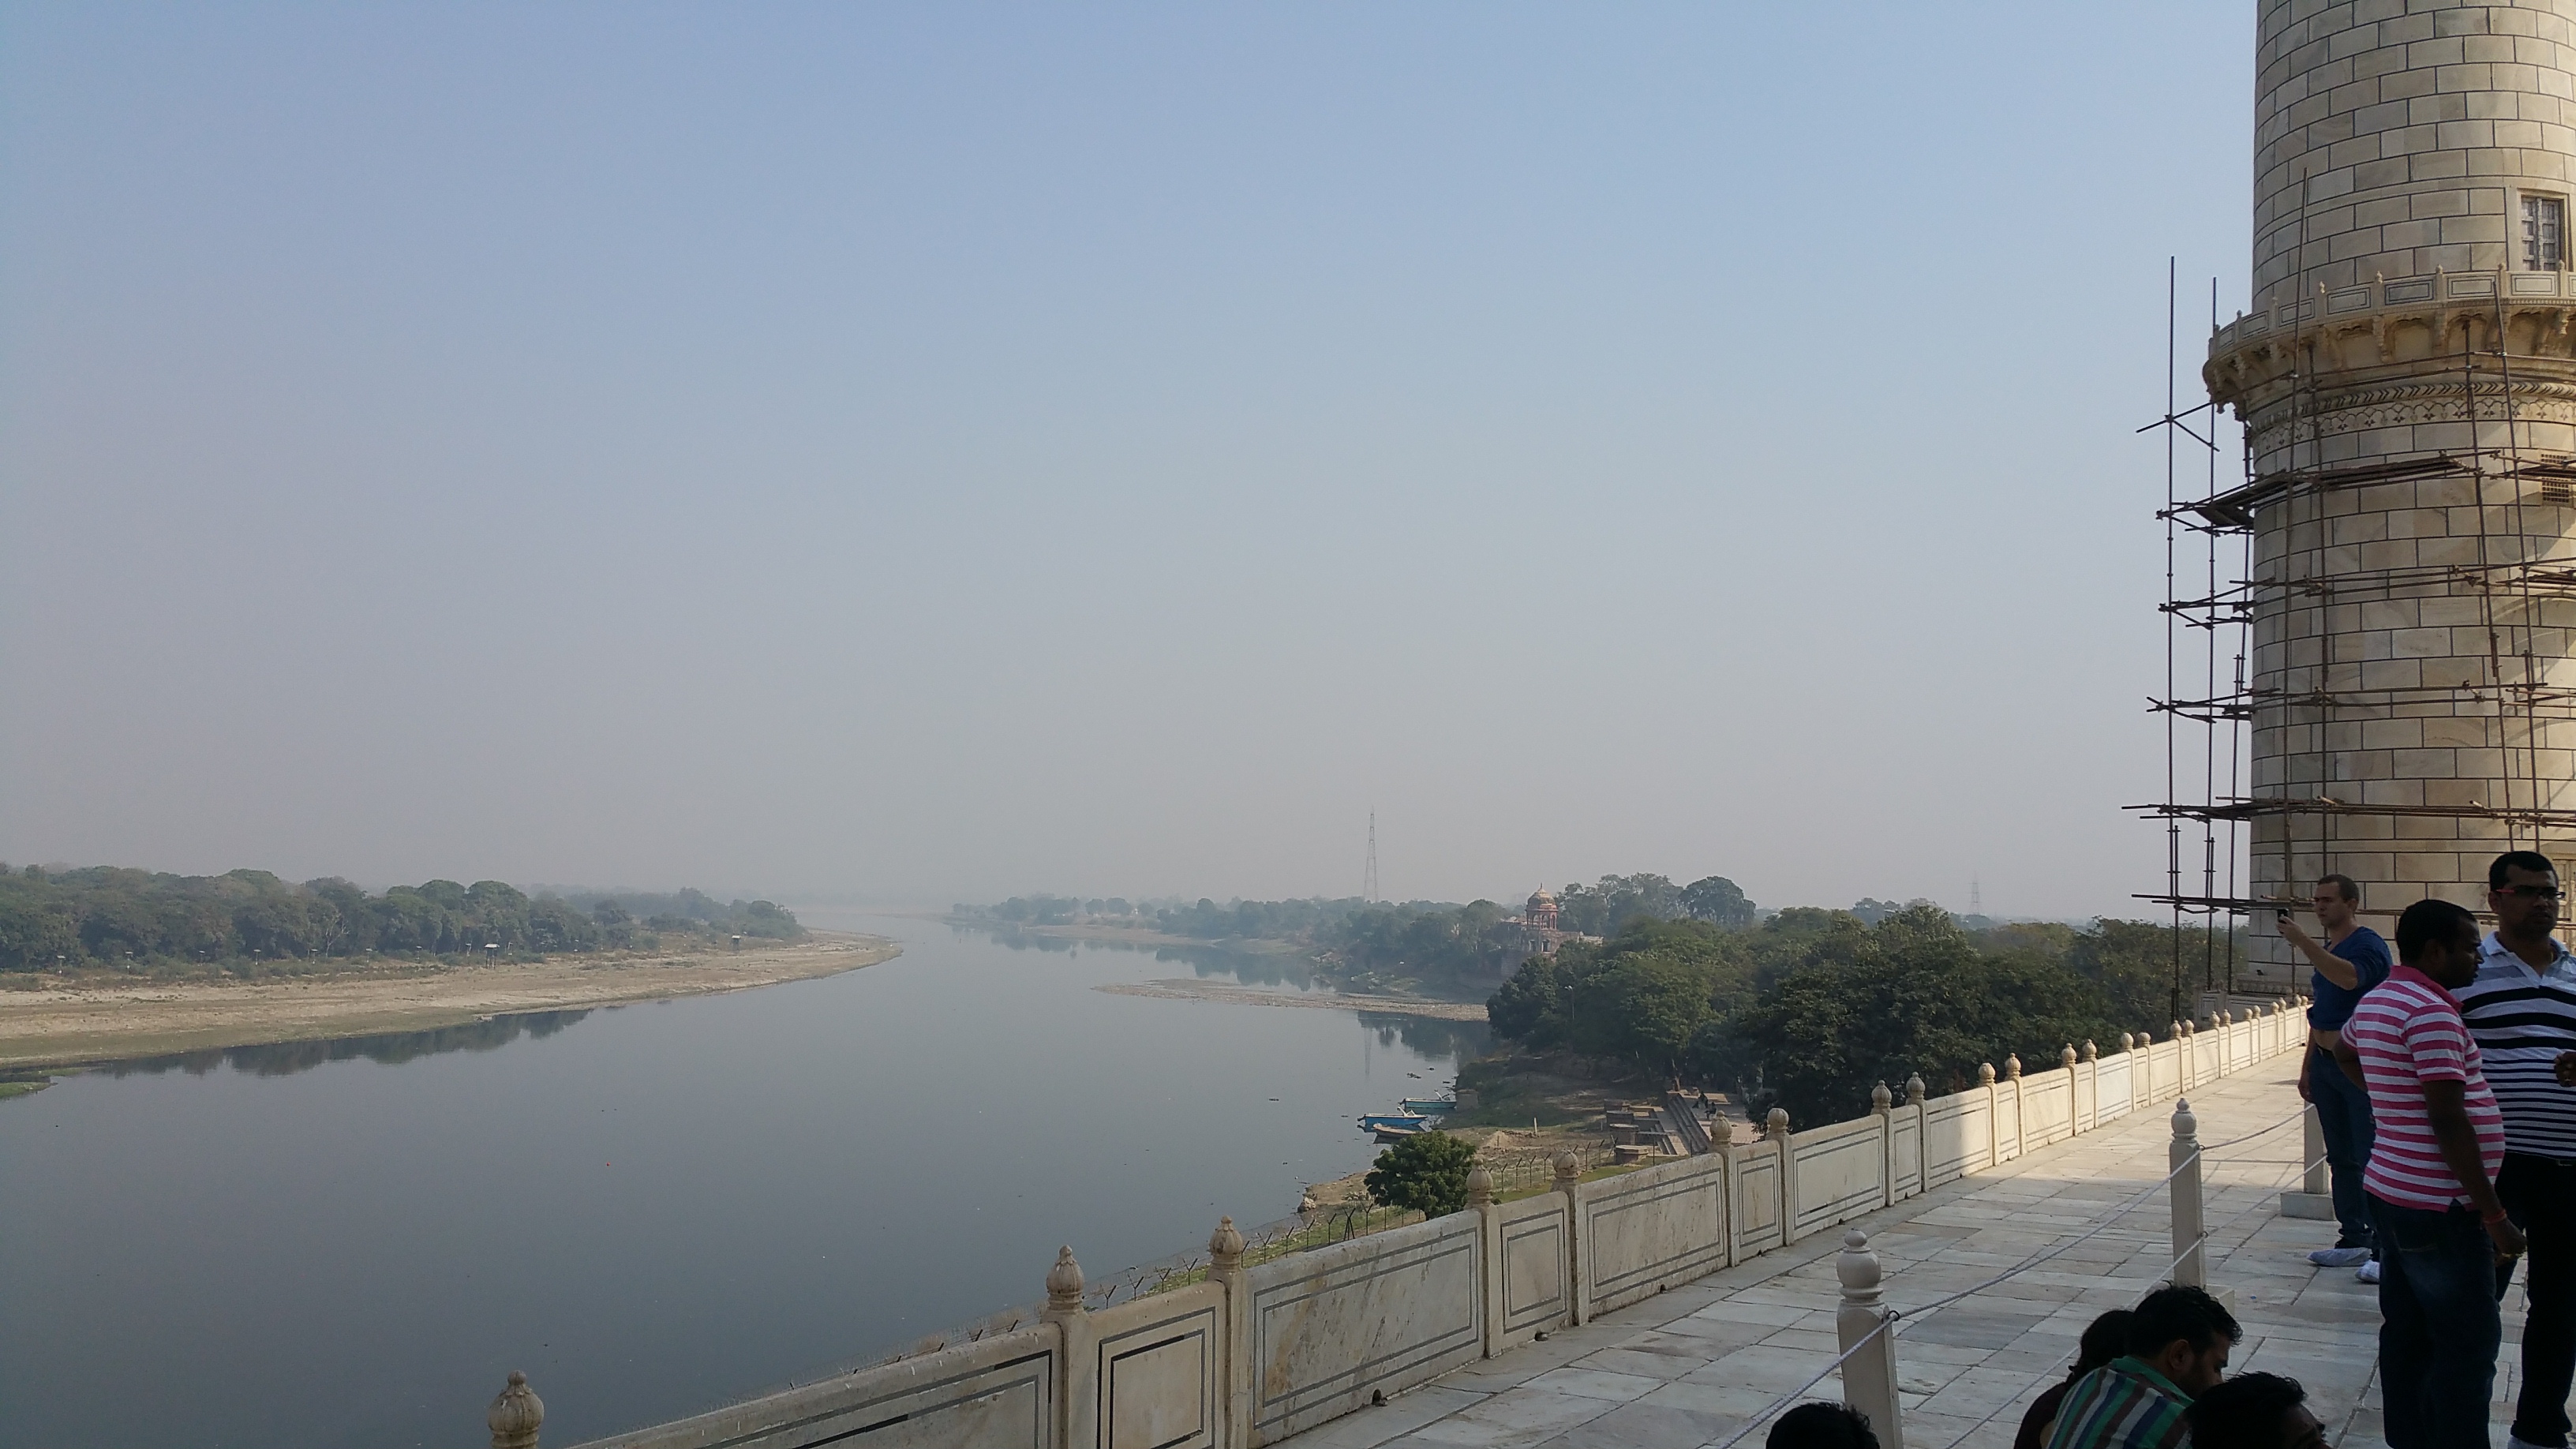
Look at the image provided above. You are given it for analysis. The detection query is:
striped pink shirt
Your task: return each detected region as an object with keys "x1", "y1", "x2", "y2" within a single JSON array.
[{"x1": 2342, "y1": 964, "x2": 2507, "y2": 1210}]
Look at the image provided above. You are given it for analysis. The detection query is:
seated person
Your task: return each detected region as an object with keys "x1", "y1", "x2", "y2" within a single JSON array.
[
  {"x1": 2044, "y1": 1286, "x2": 2241, "y2": 1449},
  {"x1": 2185, "y1": 1373, "x2": 2323, "y2": 1449},
  {"x1": 1769, "y1": 1401, "x2": 1880, "y2": 1449},
  {"x1": 2015, "y1": 1310, "x2": 2139, "y2": 1449}
]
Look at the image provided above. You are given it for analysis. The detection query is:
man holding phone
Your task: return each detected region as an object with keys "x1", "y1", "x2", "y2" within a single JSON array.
[{"x1": 2278, "y1": 874, "x2": 2391, "y2": 1274}]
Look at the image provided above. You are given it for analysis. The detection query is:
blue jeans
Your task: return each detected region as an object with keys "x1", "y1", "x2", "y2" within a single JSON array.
[
  {"x1": 2370, "y1": 1194, "x2": 2503, "y2": 1449},
  {"x1": 2309, "y1": 1044, "x2": 2377, "y2": 1249}
]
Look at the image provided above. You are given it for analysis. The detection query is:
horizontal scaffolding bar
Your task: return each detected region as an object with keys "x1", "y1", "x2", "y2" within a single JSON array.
[{"x1": 2129, "y1": 796, "x2": 2576, "y2": 828}]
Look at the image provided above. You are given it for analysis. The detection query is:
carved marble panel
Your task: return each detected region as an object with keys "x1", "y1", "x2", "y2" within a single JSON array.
[
  {"x1": 1245, "y1": 1212, "x2": 1481, "y2": 1445},
  {"x1": 1583, "y1": 1155, "x2": 1728, "y2": 1314}
]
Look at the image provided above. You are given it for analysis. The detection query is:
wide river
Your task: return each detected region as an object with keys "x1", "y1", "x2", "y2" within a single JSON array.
[{"x1": 0, "y1": 912, "x2": 1489, "y2": 1448}]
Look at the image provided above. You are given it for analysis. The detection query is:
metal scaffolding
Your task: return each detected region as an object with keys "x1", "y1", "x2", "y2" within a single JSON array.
[{"x1": 2133, "y1": 260, "x2": 2574, "y2": 1005}]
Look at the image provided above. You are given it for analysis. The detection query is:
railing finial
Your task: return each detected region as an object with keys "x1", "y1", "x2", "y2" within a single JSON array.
[
  {"x1": 1045, "y1": 1246, "x2": 1086, "y2": 1317},
  {"x1": 489, "y1": 1372, "x2": 543, "y2": 1449}
]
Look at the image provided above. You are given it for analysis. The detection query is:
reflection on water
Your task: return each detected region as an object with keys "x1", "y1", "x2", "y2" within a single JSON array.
[
  {"x1": 963, "y1": 924, "x2": 1327, "y2": 990},
  {"x1": 2, "y1": 914, "x2": 1490, "y2": 1449},
  {"x1": 1356, "y1": 1012, "x2": 1488, "y2": 1062},
  {"x1": 94, "y1": 1010, "x2": 595, "y2": 1079}
]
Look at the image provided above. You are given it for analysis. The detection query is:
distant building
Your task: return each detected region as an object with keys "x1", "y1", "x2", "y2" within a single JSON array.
[{"x1": 1513, "y1": 888, "x2": 1574, "y2": 959}]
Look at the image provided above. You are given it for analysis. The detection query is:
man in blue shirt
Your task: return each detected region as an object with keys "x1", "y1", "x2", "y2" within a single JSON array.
[{"x1": 2278, "y1": 872, "x2": 2393, "y2": 1273}]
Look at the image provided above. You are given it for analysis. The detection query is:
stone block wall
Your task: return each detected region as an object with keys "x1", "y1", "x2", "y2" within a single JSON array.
[
  {"x1": 2254, "y1": 0, "x2": 2576, "y2": 303},
  {"x1": 2214, "y1": 1, "x2": 2576, "y2": 989},
  {"x1": 2238, "y1": 464, "x2": 2576, "y2": 984}
]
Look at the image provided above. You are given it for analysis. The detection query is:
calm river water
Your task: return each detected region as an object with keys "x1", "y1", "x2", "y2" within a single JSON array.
[{"x1": 0, "y1": 912, "x2": 1488, "y2": 1448}]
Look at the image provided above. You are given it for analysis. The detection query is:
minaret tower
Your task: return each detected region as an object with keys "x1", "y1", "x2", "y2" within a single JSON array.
[{"x1": 2203, "y1": 1, "x2": 2576, "y2": 987}]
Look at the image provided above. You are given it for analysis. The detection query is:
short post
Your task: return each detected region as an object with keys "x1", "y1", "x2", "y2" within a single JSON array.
[
  {"x1": 488, "y1": 1372, "x2": 543, "y2": 1449},
  {"x1": 1555, "y1": 1151, "x2": 1589, "y2": 1320},
  {"x1": 1836, "y1": 1230, "x2": 1905, "y2": 1449},
  {"x1": 1468, "y1": 1166, "x2": 1506, "y2": 1354},
  {"x1": 2072, "y1": 1042, "x2": 2093, "y2": 1132},
  {"x1": 2278, "y1": 1100, "x2": 2334, "y2": 1219},
  {"x1": 1767, "y1": 1109, "x2": 1797, "y2": 1245},
  {"x1": 1872, "y1": 1083, "x2": 1895, "y2": 1208},
  {"x1": 2169, "y1": 1099, "x2": 2206, "y2": 1288},
  {"x1": 1209, "y1": 1217, "x2": 1252, "y2": 1444},
  {"x1": 2302, "y1": 1103, "x2": 2328, "y2": 1196},
  {"x1": 1044, "y1": 1247, "x2": 1097, "y2": 1448},
  {"x1": 1978, "y1": 1062, "x2": 1999, "y2": 1168}
]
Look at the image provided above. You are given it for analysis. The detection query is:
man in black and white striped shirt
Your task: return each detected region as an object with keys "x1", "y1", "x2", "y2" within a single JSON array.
[{"x1": 2458, "y1": 850, "x2": 2576, "y2": 1449}]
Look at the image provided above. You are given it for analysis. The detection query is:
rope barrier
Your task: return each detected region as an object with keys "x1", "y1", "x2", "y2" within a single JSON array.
[
  {"x1": 1700, "y1": 1312, "x2": 1895, "y2": 1449},
  {"x1": 1894, "y1": 1156, "x2": 2196, "y2": 1323},
  {"x1": 2200, "y1": 1108, "x2": 2306, "y2": 1155},
  {"x1": 1720, "y1": 1098, "x2": 2319, "y2": 1449},
  {"x1": 2153, "y1": 1149, "x2": 2327, "y2": 1282},
  {"x1": 1932, "y1": 1363, "x2": 2065, "y2": 1449}
]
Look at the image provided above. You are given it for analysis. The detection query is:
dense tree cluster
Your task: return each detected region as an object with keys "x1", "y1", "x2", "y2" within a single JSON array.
[
  {"x1": 957, "y1": 872, "x2": 1761, "y2": 995},
  {"x1": 1485, "y1": 906, "x2": 2241, "y2": 1127},
  {"x1": 0, "y1": 864, "x2": 801, "y2": 972},
  {"x1": 1552, "y1": 873, "x2": 1757, "y2": 934}
]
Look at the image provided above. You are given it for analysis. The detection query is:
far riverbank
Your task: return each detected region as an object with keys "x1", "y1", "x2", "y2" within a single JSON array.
[{"x1": 0, "y1": 933, "x2": 899, "y2": 1072}]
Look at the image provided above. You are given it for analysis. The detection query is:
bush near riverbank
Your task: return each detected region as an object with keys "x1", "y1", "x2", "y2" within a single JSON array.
[{"x1": 0, "y1": 863, "x2": 802, "y2": 975}]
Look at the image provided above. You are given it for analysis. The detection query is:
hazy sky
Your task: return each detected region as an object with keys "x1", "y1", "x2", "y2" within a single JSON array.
[{"x1": 1, "y1": 4, "x2": 2257, "y2": 919}]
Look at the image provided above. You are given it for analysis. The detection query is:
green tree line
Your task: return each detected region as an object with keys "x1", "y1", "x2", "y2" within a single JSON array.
[
  {"x1": 959, "y1": 873, "x2": 1762, "y2": 996},
  {"x1": 0, "y1": 864, "x2": 802, "y2": 972},
  {"x1": 1486, "y1": 905, "x2": 2243, "y2": 1127}
]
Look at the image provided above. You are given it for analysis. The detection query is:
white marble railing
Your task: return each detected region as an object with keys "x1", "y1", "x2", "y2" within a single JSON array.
[
  {"x1": 486, "y1": 1002, "x2": 2310, "y2": 1449},
  {"x1": 2211, "y1": 267, "x2": 2576, "y2": 355}
]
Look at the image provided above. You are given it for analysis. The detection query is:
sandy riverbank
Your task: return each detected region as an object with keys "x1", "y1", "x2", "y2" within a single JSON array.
[
  {"x1": 0, "y1": 933, "x2": 900, "y2": 1071},
  {"x1": 1093, "y1": 978, "x2": 1488, "y2": 1020}
]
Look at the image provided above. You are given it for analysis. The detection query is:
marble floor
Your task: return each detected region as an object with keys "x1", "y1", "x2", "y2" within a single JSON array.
[{"x1": 1276, "y1": 1063, "x2": 2537, "y2": 1449}]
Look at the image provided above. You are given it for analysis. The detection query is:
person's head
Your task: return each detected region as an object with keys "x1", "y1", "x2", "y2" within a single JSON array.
[
  {"x1": 2068, "y1": 1309, "x2": 2138, "y2": 1380},
  {"x1": 2396, "y1": 898, "x2": 2483, "y2": 989},
  {"x1": 2186, "y1": 1372, "x2": 2322, "y2": 1449},
  {"x1": 2312, "y1": 875, "x2": 2360, "y2": 931},
  {"x1": 1767, "y1": 1402, "x2": 1878, "y2": 1449},
  {"x1": 2489, "y1": 851, "x2": 2559, "y2": 941},
  {"x1": 2126, "y1": 1284, "x2": 2240, "y2": 1396}
]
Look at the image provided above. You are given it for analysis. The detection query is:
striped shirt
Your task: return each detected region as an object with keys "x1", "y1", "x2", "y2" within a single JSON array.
[
  {"x1": 2342, "y1": 963, "x2": 2507, "y2": 1209},
  {"x1": 2042, "y1": 1357, "x2": 2192, "y2": 1449},
  {"x1": 2455, "y1": 932, "x2": 2576, "y2": 1159}
]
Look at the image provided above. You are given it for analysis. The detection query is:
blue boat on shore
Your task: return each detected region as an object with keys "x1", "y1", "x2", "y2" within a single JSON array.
[
  {"x1": 1357, "y1": 1112, "x2": 1428, "y2": 1138},
  {"x1": 1398, "y1": 1098, "x2": 1455, "y2": 1118}
]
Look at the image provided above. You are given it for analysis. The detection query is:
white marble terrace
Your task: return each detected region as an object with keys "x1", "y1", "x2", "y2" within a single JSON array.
[{"x1": 1274, "y1": 1061, "x2": 2504, "y2": 1449}]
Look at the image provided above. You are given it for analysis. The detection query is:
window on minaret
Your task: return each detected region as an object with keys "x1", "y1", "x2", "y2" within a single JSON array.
[{"x1": 2526, "y1": 195, "x2": 2565, "y2": 270}]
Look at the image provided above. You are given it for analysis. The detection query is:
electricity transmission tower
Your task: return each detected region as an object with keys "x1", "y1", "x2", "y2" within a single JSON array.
[{"x1": 1362, "y1": 813, "x2": 1379, "y2": 904}]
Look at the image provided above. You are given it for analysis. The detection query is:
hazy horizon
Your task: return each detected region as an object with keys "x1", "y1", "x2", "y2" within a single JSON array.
[{"x1": 2, "y1": 4, "x2": 2256, "y2": 921}]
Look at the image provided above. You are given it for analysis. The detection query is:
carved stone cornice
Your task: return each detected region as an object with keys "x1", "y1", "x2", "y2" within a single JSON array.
[
  {"x1": 2242, "y1": 377, "x2": 2576, "y2": 460},
  {"x1": 2208, "y1": 300, "x2": 2576, "y2": 425}
]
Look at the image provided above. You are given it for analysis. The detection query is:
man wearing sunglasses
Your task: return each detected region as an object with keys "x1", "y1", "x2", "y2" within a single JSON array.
[{"x1": 2455, "y1": 851, "x2": 2576, "y2": 1449}]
